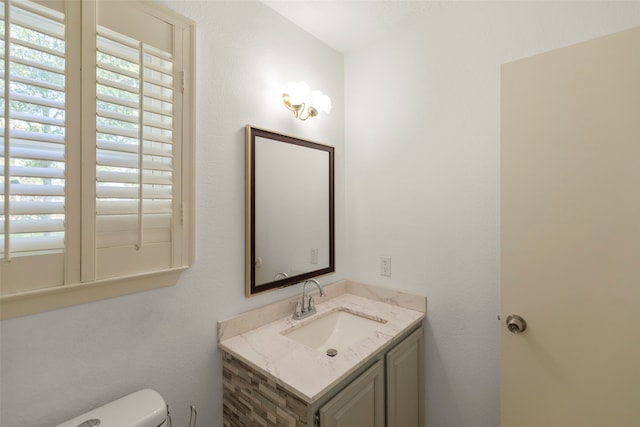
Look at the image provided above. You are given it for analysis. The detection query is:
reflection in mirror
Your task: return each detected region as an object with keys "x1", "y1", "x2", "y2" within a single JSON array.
[{"x1": 246, "y1": 125, "x2": 335, "y2": 296}]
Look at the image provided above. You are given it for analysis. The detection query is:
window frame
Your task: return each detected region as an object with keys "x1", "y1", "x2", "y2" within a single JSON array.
[{"x1": 0, "y1": 0, "x2": 195, "y2": 319}]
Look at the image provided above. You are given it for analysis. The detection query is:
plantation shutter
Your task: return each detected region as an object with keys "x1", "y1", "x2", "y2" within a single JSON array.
[
  {"x1": 0, "y1": 0, "x2": 192, "y2": 318},
  {"x1": 91, "y1": 2, "x2": 183, "y2": 279},
  {"x1": 0, "y1": 0, "x2": 69, "y2": 292}
]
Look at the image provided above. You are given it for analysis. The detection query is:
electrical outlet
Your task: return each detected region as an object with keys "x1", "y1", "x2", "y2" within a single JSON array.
[
  {"x1": 310, "y1": 248, "x2": 319, "y2": 265},
  {"x1": 380, "y1": 256, "x2": 392, "y2": 277}
]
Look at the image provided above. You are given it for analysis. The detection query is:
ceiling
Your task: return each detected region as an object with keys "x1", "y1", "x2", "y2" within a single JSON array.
[{"x1": 261, "y1": 0, "x2": 437, "y2": 53}]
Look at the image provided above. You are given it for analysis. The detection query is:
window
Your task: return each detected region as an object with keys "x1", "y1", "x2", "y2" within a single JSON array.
[{"x1": 1, "y1": 0, "x2": 195, "y2": 319}]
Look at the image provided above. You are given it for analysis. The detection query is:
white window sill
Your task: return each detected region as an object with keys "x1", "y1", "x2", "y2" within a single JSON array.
[{"x1": 0, "y1": 267, "x2": 188, "y2": 320}]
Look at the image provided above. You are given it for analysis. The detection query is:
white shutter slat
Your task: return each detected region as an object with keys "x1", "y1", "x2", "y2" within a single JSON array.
[
  {"x1": 1, "y1": 144, "x2": 65, "y2": 162},
  {"x1": 97, "y1": 25, "x2": 139, "y2": 50},
  {"x1": 98, "y1": 60, "x2": 138, "y2": 80},
  {"x1": 6, "y1": 129, "x2": 65, "y2": 145},
  {"x1": 0, "y1": 201, "x2": 64, "y2": 215},
  {"x1": 97, "y1": 108, "x2": 138, "y2": 125},
  {"x1": 97, "y1": 92, "x2": 138, "y2": 110},
  {"x1": 9, "y1": 35, "x2": 64, "y2": 60},
  {"x1": 4, "y1": 73, "x2": 65, "y2": 93},
  {"x1": 97, "y1": 45, "x2": 138, "y2": 66},
  {"x1": 8, "y1": 235, "x2": 64, "y2": 253},
  {"x1": 96, "y1": 151, "x2": 137, "y2": 169},
  {"x1": 144, "y1": 118, "x2": 172, "y2": 132},
  {"x1": 143, "y1": 57, "x2": 172, "y2": 72},
  {"x1": 96, "y1": 151, "x2": 173, "y2": 172},
  {"x1": 143, "y1": 103, "x2": 172, "y2": 117},
  {"x1": 143, "y1": 75, "x2": 172, "y2": 91},
  {"x1": 96, "y1": 185, "x2": 171, "y2": 199},
  {"x1": 9, "y1": 92, "x2": 65, "y2": 110},
  {"x1": 142, "y1": 91, "x2": 172, "y2": 104},
  {"x1": 10, "y1": 111, "x2": 65, "y2": 128},
  {"x1": 97, "y1": 170, "x2": 172, "y2": 185},
  {"x1": 0, "y1": 165, "x2": 65, "y2": 179},
  {"x1": 96, "y1": 123, "x2": 138, "y2": 139},
  {"x1": 140, "y1": 132, "x2": 172, "y2": 145},
  {"x1": 143, "y1": 47, "x2": 173, "y2": 67},
  {"x1": 96, "y1": 200, "x2": 172, "y2": 215},
  {"x1": 10, "y1": 1, "x2": 65, "y2": 31},
  {"x1": 1, "y1": 183, "x2": 64, "y2": 196},
  {"x1": 0, "y1": 218, "x2": 64, "y2": 234},
  {"x1": 97, "y1": 139, "x2": 172, "y2": 158},
  {"x1": 8, "y1": 55, "x2": 64, "y2": 75},
  {"x1": 97, "y1": 75, "x2": 139, "y2": 95}
]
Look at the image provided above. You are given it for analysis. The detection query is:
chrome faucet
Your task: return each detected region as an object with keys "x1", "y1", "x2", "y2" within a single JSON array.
[{"x1": 293, "y1": 279, "x2": 325, "y2": 320}]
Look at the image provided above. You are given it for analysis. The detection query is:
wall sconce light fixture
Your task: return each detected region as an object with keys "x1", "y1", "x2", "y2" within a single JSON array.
[{"x1": 282, "y1": 81, "x2": 332, "y2": 121}]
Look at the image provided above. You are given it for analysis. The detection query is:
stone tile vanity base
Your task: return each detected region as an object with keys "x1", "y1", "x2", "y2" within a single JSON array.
[{"x1": 222, "y1": 352, "x2": 309, "y2": 427}]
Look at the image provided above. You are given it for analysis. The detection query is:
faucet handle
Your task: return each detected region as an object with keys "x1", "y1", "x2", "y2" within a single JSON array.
[
  {"x1": 308, "y1": 296, "x2": 315, "y2": 311},
  {"x1": 294, "y1": 301, "x2": 302, "y2": 317}
]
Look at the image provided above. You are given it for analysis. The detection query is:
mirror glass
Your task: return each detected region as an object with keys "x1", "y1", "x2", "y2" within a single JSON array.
[{"x1": 245, "y1": 126, "x2": 335, "y2": 296}]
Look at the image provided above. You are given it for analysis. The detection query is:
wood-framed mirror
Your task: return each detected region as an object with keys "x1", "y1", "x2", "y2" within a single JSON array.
[{"x1": 245, "y1": 125, "x2": 335, "y2": 296}]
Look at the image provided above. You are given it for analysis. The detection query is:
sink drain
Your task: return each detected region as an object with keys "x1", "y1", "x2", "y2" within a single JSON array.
[{"x1": 326, "y1": 348, "x2": 338, "y2": 357}]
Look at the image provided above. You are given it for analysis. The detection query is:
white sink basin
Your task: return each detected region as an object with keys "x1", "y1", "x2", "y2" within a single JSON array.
[{"x1": 282, "y1": 309, "x2": 387, "y2": 352}]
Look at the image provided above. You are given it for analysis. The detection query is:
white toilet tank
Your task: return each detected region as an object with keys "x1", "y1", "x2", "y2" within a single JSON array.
[{"x1": 55, "y1": 389, "x2": 167, "y2": 427}]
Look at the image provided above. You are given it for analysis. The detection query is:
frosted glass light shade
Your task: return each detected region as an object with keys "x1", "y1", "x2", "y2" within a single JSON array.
[
  {"x1": 284, "y1": 81, "x2": 310, "y2": 105},
  {"x1": 311, "y1": 90, "x2": 332, "y2": 114}
]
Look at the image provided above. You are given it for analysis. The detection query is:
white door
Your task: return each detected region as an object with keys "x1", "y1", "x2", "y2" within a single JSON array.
[{"x1": 501, "y1": 27, "x2": 640, "y2": 426}]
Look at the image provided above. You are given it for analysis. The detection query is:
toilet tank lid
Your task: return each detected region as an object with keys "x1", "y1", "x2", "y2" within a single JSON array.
[{"x1": 55, "y1": 389, "x2": 166, "y2": 427}]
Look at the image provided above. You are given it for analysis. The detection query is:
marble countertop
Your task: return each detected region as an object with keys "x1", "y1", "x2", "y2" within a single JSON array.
[{"x1": 218, "y1": 280, "x2": 426, "y2": 403}]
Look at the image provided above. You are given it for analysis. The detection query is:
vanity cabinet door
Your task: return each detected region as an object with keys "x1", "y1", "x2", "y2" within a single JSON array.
[
  {"x1": 319, "y1": 360, "x2": 385, "y2": 427},
  {"x1": 386, "y1": 326, "x2": 424, "y2": 427}
]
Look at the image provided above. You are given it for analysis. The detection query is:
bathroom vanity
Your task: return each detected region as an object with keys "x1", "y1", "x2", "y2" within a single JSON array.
[{"x1": 218, "y1": 280, "x2": 426, "y2": 426}]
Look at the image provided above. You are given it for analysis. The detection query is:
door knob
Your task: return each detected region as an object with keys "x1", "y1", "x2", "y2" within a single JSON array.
[{"x1": 506, "y1": 314, "x2": 527, "y2": 334}]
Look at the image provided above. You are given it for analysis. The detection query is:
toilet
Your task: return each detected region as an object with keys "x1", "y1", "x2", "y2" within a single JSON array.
[{"x1": 55, "y1": 389, "x2": 167, "y2": 427}]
